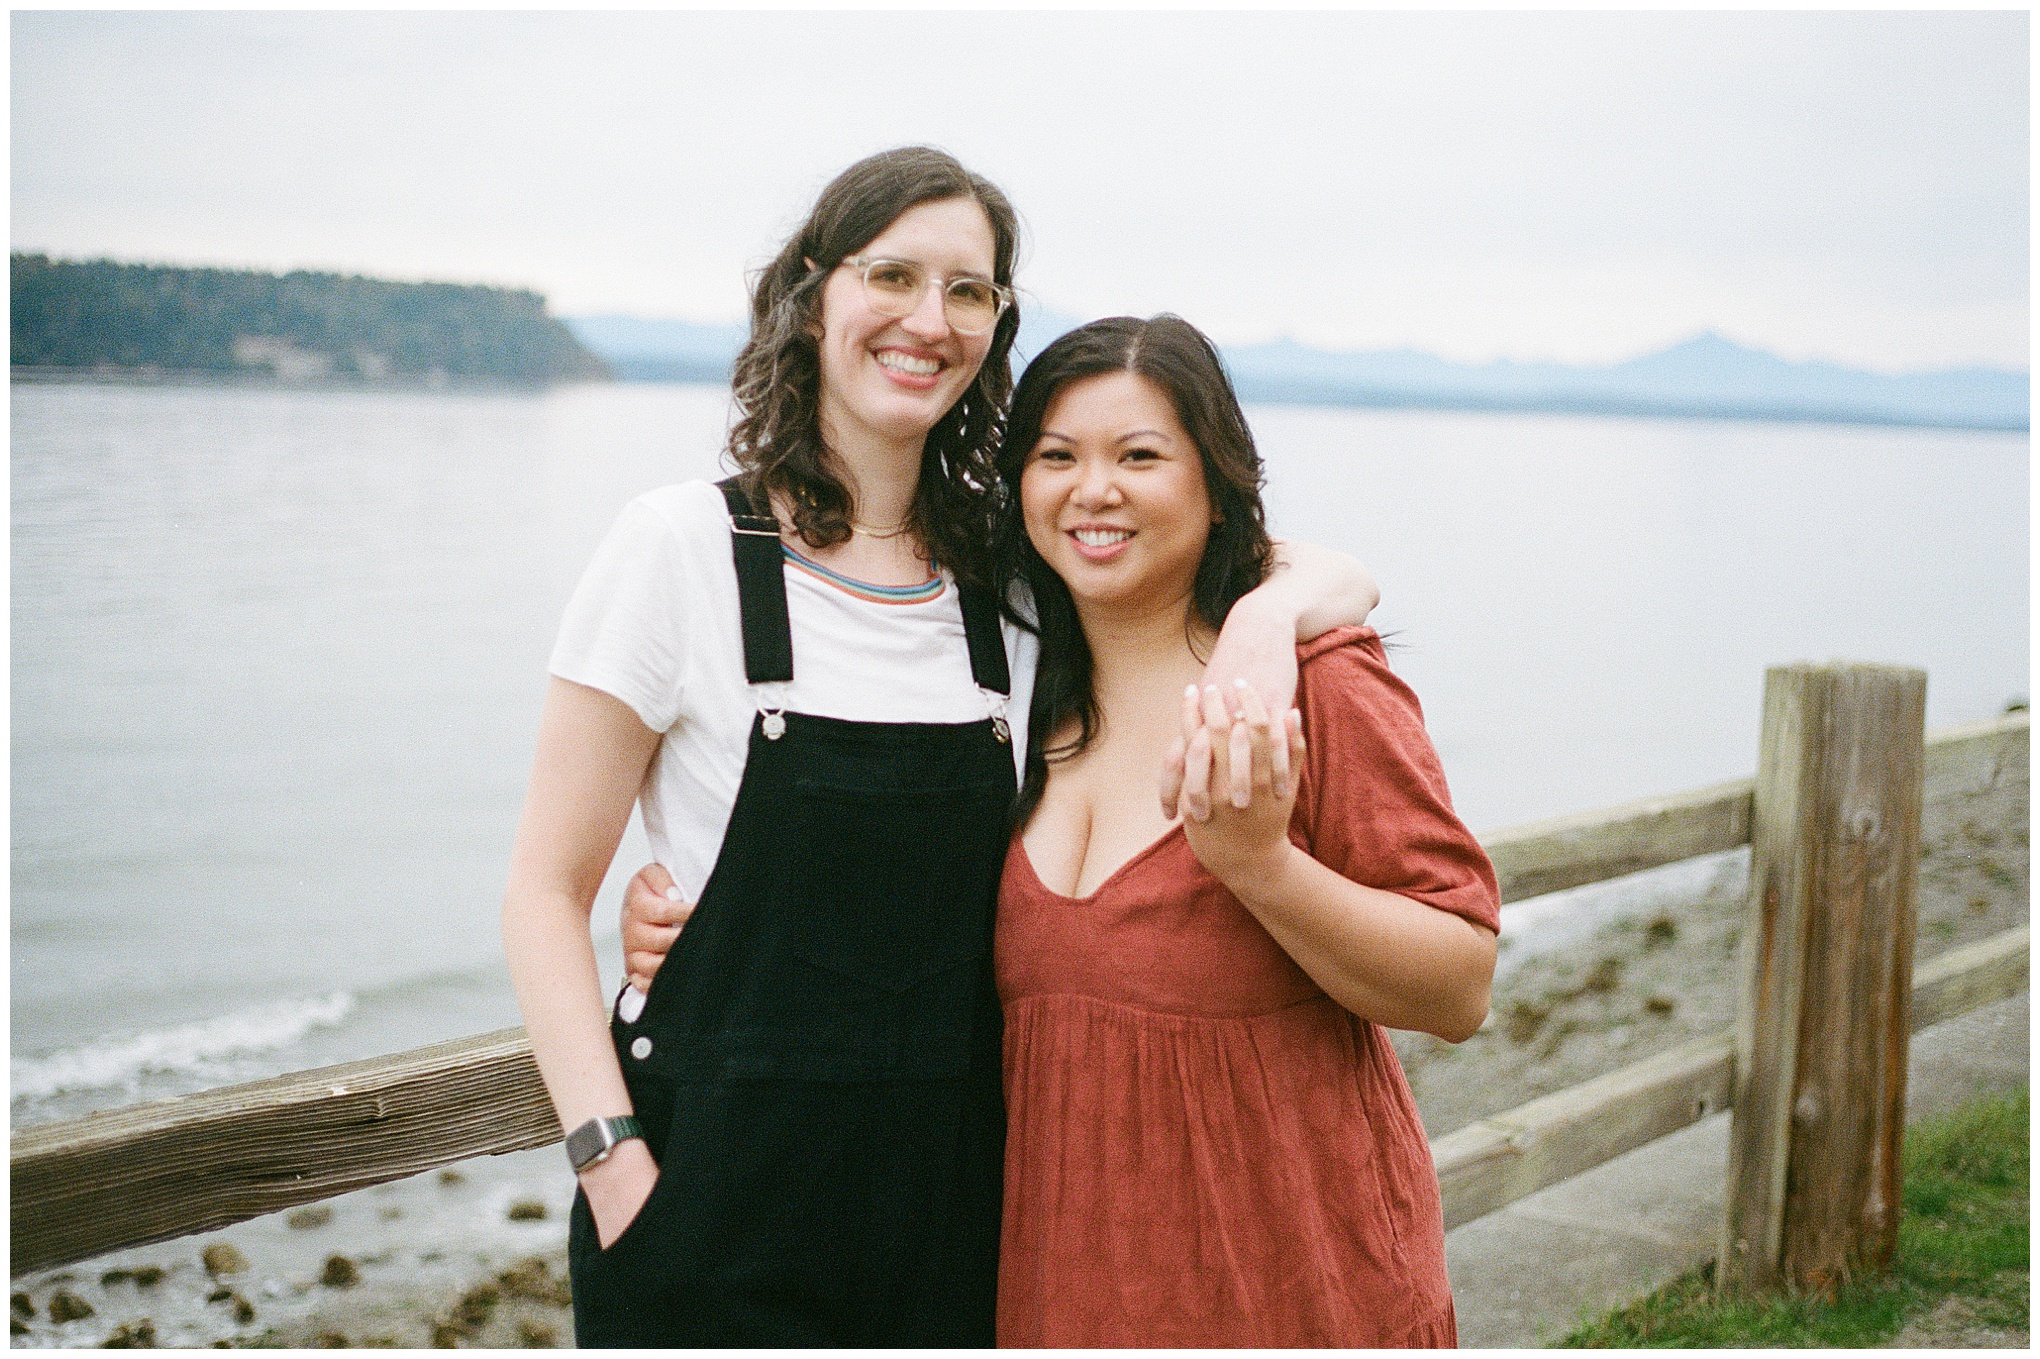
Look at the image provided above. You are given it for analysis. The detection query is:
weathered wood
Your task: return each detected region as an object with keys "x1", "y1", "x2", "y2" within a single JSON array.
[
  {"x1": 1921, "y1": 710, "x2": 2028, "y2": 805},
  {"x1": 1910, "y1": 927, "x2": 2029, "y2": 1031},
  {"x1": 1720, "y1": 663, "x2": 1926, "y2": 1295},
  {"x1": 1432, "y1": 922, "x2": 2022, "y2": 1233},
  {"x1": 1474, "y1": 711, "x2": 2021, "y2": 910},
  {"x1": 1435, "y1": 1031, "x2": 1735, "y2": 1230},
  {"x1": 1483, "y1": 778, "x2": 1754, "y2": 905},
  {"x1": 9, "y1": 1028, "x2": 559, "y2": 1276}
]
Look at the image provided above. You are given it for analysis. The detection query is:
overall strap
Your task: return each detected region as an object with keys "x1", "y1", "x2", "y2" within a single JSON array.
[
  {"x1": 717, "y1": 476, "x2": 793, "y2": 684},
  {"x1": 955, "y1": 584, "x2": 1011, "y2": 697}
]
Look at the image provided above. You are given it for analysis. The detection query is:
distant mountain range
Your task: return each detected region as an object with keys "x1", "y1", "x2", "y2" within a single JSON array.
[{"x1": 565, "y1": 310, "x2": 2028, "y2": 432}]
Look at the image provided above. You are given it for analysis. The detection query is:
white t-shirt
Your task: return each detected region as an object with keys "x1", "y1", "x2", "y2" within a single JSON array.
[{"x1": 549, "y1": 480, "x2": 1040, "y2": 904}]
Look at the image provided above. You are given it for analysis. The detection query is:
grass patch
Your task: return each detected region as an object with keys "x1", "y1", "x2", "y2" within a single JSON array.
[{"x1": 1561, "y1": 1090, "x2": 2028, "y2": 1348}]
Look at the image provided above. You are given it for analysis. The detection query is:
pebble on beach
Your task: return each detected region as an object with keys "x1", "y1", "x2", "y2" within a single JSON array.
[
  {"x1": 208, "y1": 1287, "x2": 257, "y2": 1325},
  {"x1": 288, "y1": 1205, "x2": 336, "y2": 1230},
  {"x1": 320, "y1": 1256, "x2": 361, "y2": 1289},
  {"x1": 48, "y1": 1289, "x2": 96, "y2": 1323},
  {"x1": 14, "y1": 1292, "x2": 36, "y2": 1320},
  {"x1": 202, "y1": 1243, "x2": 249, "y2": 1278},
  {"x1": 496, "y1": 1257, "x2": 572, "y2": 1308},
  {"x1": 97, "y1": 1318, "x2": 157, "y2": 1348},
  {"x1": 100, "y1": 1266, "x2": 165, "y2": 1289},
  {"x1": 506, "y1": 1200, "x2": 548, "y2": 1222}
]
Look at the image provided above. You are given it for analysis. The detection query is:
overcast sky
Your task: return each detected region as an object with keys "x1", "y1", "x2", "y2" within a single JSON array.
[{"x1": 10, "y1": 7, "x2": 2029, "y2": 371}]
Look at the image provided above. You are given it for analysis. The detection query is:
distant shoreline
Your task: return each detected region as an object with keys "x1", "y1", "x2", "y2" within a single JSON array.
[
  {"x1": 8, "y1": 365, "x2": 598, "y2": 394},
  {"x1": 13, "y1": 364, "x2": 2028, "y2": 433}
]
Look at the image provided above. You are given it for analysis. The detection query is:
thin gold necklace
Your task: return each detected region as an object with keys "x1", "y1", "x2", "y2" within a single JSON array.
[{"x1": 849, "y1": 518, "x2": 912, "y2": 540}]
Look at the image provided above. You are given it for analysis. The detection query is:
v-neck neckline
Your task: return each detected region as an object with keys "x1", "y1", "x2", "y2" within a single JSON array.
[{"x1": 1017, "y1": 820, "x2": 1186, "y2": 905}]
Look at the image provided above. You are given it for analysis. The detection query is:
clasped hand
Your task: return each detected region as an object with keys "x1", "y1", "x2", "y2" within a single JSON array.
[{"x1": 1172, "y1": 679, "x2": 1307, "y2": 890}]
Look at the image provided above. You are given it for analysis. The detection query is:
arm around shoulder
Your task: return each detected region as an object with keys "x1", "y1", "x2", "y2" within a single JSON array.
[
  {"x1": 1267, "y1": 539, "x2": 1379, "y2": 641},
  {"x1": 1193, "y1": 539, "x2": 1379, "y2": 725}
]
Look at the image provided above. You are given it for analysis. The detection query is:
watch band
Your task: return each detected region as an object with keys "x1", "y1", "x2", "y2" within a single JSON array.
[{"x1": 564, "y1": 1115, "x2": 643, "y2": 1173}]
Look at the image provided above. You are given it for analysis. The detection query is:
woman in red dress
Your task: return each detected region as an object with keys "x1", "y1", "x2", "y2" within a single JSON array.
[{"x1": 990, "y1": 314, "x2": 1500, "y2": 1347}]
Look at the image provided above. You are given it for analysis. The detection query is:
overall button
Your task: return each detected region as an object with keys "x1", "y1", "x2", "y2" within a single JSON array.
[{"x1": 630, "y1": 1036, "x2": 653, "y2": 1060}]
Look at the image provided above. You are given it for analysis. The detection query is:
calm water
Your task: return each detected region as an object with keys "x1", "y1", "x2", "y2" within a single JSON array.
[{"x1": 11, "y1": 380, "x2": 2027, "y2": 1125}]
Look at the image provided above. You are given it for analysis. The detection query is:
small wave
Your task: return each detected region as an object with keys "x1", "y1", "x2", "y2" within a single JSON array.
[{"x1": 10, "y1": 992, "x2": 356, "y2": 1102}]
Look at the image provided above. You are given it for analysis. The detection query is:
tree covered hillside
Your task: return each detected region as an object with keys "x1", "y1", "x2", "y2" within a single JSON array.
[{"x1": 11, "y1": 254, "x2": 608, "y2": 386}]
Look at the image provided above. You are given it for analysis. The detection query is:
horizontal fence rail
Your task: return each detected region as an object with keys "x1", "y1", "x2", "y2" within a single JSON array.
[
  {"x1": 10, "y1": 713, "x2": 2026, "y2": 1276},
  {"x1": 1433, "y1": 924, "x2": 2028, "y2": 1230},
  {"x1": 11, "y1": 1031, "x2": 559, "y2": 1276},
  {"x1": 1484, "y1": 710, "x2": 2024, "y2": 905}
]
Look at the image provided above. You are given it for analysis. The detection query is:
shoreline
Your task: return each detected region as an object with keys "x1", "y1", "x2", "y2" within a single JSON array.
[
  {"x1": 13, "y1": 365, "x2": 2026, "y2": 433},
  {"x1": 10, "y1": 776, "x2": 2025, "y2": 1348},
  {"x1": 8, "y1": 366, "x2": 599, "y2": 395}
]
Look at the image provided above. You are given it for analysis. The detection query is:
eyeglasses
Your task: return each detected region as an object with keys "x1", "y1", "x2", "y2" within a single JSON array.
[{"x1": 841, "y1": 256, "x2": 1012, "y2": 336}]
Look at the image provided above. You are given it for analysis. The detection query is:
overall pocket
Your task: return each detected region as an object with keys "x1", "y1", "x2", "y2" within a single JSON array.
[{"x1": 779, "y1": 784, "x2": 999, "y2": 994}]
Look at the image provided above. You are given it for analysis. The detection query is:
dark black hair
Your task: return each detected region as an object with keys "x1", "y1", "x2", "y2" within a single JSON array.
[
  {"x1": 994, "y1": 314, "x2": 1276, "y2": 822},
  {"x1": 727, "y1": 146, "x2": 1021, "y2": 588}
]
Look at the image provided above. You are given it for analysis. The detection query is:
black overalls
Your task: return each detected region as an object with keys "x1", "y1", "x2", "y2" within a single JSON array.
[{"x1": 567, "y1": 479, "x2": 1014, "y2": 1347}]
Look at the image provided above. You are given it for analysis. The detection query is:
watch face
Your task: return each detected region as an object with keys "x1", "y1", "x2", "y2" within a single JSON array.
[{"x1": 565, "y1": 1120, "x2": 607, "y2": 1170}]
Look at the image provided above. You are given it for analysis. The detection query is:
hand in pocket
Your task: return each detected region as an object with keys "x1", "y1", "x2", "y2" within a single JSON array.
[{"x1": 581, "y1": 1139, "x2": 660, "y2": 1249}]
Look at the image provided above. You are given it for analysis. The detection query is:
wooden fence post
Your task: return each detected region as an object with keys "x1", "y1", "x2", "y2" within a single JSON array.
[{"x1": 1720, "y1": 662, "x2": 1926, "y2": 1295}]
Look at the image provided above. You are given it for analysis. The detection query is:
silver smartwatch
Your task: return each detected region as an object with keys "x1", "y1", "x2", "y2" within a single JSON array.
[{"x1": 565, "y1": 1115, "x2": 643, "y2": 1173}]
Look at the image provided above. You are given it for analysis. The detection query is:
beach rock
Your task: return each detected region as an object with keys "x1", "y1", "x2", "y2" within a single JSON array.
[
  {"x1": 98, "y1": 1319, "x2": 157, "y2": 1347},
  {"x1": 48, "y1": 1289, "x2": 95, "y2": 1323},
  {"x1": 12, "y1": 1318, "x2": 27, "y2": 1336},
  {"x1": 517, "y1": 1319, "x2": 558, "y2": 1347},
  {"x1": 497, "y1": 1257, "x2": 572, "y2": 1307},
  {"x1": 506, "y1": 1199, "x2": 548, "y2": 1221},
  {"x1": 430, "y1": 1321, "x2": 465, "y2": 1347},
  {"x1": 202, "y1": 1243, "x2": 249, "y2": 1277},
  {"x1": 206, "y1": 1287, "x2": 256, "y2": 1324},
  {"x1": 288, "y1": 1204, "x2": 335, "y2": 1229},
  {"x1": 437, "y1": 1169, "x2": 466, "y2": 1187},
  {"x1": 449, "y1": 1281, "x2": 500, "y2": 1332},
  {"x1": 13, "y1": 1292, "x2": 35, "y2": 1320},
  {"x1": 320, "y1": 1255, "x2": 361, "y2": 1288},
  {"x1": 100, "y1": 1266, "x2": 165, "y2": 1289},
  {"x1": 314, "y1": 1331, "x2": 350, "y2": 1347}
]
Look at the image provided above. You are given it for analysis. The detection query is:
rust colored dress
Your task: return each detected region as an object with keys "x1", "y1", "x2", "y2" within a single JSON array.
[{"x1": 995, "y1": 628, "x2": 1501, "y2": 1348}]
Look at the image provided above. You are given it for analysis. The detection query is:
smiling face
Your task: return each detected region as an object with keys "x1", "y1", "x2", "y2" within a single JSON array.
[
  {"x1": 1021, "y1": 370, "x2": 1217, "y2": 619},
  {"x1": 813, "y1": 196, "x2": 999, "y2": 459}
]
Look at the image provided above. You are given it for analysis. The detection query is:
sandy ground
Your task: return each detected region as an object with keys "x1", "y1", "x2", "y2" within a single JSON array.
[{"x1": 11, "y1": 777, "x2": 2025, "y2": 1348}]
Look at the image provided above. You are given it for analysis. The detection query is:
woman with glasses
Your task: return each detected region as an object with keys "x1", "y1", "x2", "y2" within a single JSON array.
[{"x1": 501, "y1": 147, "x2": 1376, "y2": 1347}]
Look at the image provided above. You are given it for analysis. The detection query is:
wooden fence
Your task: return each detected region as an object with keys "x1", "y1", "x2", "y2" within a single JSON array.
[{"x1": 10, "y1": 695, "x2": 2028, "y2": 1281}]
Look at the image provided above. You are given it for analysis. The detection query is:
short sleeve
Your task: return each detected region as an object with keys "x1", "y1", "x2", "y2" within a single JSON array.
[
  {"x1": 1291, "y1": 628, "x2": 1500, "y2": 934},
  {"x1": 548, "y1": 497, "x2": 694, "y2": 733}
]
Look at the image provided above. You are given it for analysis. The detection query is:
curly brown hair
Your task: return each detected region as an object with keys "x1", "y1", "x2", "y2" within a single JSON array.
[{"x1": 726, "y1": 147, "x2": 1021, "y2": 590}]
